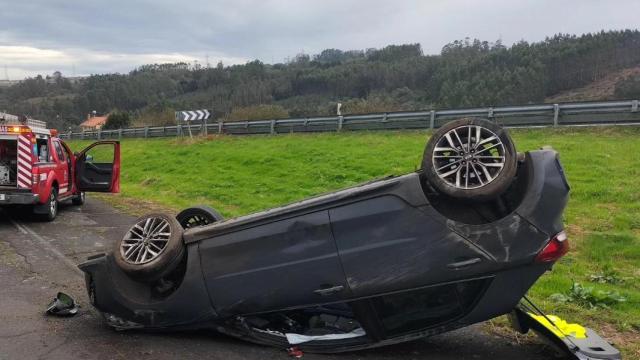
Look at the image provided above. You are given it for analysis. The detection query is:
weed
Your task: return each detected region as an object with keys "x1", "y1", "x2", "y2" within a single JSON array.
[{"x1": 550, "y1": 282, "x2": 627, "y2": 309}]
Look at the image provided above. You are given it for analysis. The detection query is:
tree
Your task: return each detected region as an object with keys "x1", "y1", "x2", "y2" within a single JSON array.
[{"x1": 103, "y1": 111, "x2": 131, "y2": 129}]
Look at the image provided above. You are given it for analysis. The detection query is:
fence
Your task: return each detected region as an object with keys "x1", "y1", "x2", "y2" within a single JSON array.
[{"x1": 60, "y1": 100, "x2": 640, "y2": 140}]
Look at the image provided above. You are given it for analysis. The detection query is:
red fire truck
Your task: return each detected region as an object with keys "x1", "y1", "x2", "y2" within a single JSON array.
[{"x1": 0, "y1": 113, "x2": 120, "y2": 221}]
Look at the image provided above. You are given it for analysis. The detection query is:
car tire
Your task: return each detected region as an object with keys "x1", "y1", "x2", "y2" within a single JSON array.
[
  {"x1": 422, "y1": 117, "x2": 517, "y2": 201},
  {"x1": 176, "y1": 205, "x2": 224, "y2": 229},
  {"x1": 72, "y1": 192, "x2": 85, "y2": 206},
  {"x1": 114, "y1": 213, "x2": 185, "y2": 282},
  {"x1": 39, "y1": 188, "x2": 58, "y2": 222}
]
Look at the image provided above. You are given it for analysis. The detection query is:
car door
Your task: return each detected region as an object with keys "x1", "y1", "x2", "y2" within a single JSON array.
[
  {"x1": 74, "y1": 141, "x2": 120, "y2": 193},
  {"x1": 329, "y1": 195, "x2": 495, "y2": 298},
  {"x1": 198, "y1": 210, "x2": 350, "y2": 317}
]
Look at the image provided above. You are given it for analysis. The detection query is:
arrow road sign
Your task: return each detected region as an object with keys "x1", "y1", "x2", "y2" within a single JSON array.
[{"x1": 176, "y1": 109, "x2": 211, "y2": 121}]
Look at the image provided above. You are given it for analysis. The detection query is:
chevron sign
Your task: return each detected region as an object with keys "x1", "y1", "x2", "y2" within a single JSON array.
[{"x1": 177, "y1": 109, "x2": 211, "y2": 121}]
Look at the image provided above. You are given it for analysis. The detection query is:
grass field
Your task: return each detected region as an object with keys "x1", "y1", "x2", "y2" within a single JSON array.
[{"x1": 68, "y1": 126, "x2": 640, "y2": 357}]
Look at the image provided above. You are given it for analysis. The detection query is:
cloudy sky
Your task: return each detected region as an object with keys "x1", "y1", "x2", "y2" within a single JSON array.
[{"x1": 1, "y1": 0, "x2": 638, "y2": 79}]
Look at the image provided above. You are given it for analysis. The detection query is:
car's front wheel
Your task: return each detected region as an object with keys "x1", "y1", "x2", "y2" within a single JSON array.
[
  {"x1": 422, "y1": 117, "x2": 517, "y2": 201},
  {"x1": 114, "y1": 213, "x2": 184, "y2": 282}
]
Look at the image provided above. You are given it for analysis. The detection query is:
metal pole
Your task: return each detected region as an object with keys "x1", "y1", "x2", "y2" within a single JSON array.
[
  {"x1": 429, "y1": 110, "x2": 435, "y2": 129},
  {"x1": 553, "y1": 104, "x2": 560, "y2": 127},
  {"x1": 337, "y1": 116, "x2": 344, "y2": 132},
  {"x1": 218, "y1": 119, "x2": 224, "y2": 134},
  {"x1": 144, "y1": 126, "x2": 149, "y2": 138},
  {"x1": 270, "y1": 120, "x2": 276, "y2": 134}
]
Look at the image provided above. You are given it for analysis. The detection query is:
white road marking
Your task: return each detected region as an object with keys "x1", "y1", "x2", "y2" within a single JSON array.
[{"x1": 9, "y1": 219, "x2": 83, "y2": 276}]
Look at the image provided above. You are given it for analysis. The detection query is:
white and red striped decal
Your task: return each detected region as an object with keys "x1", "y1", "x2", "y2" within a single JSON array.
[{"x1": 16, "y1": 135, "x2": 33, "y2": 189}]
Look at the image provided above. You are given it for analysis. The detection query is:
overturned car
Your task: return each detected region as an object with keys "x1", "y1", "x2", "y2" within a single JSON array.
[{"x1": 79, "y1": 119, "x2": 619, "y2": 358}]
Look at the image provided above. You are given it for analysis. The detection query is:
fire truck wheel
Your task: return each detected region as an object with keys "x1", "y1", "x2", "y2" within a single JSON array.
[
  {"x1": 39, "y1": 188, "x2": 59, "y2": 222},
  {"x1": 114, "y1": 213, "x2": 185, "y2": 282},
  {"x1": 72, "y1": 192, "x2": 85, "y2": 206}
]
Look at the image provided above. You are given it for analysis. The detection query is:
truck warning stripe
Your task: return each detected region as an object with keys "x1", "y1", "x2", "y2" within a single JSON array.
[{"x1": 16, "y1": 135, "x2": 32, "y2": 189}]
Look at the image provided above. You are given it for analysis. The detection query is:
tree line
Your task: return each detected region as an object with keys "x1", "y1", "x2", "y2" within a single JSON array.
[{"x1": 1, "y1": 29, "x2": 640, "y2": 130}]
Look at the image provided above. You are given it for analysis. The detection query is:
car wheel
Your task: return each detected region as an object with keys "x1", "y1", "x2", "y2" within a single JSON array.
[
  {"x1": 422, "y1": 117, "x2": 517, "y2": 201},
  {"x1": 72, "y1": 192, "x2": 85, "y2": 206},
  {"x1": 39, "y1": 188, "x2": 58, "y2": 221},
  {"x1": 114, "y1": 213, "x2": 185, "y2": 282},
  {"x1": 176, "y1": 205, "x2": 224, "y2": 229}
]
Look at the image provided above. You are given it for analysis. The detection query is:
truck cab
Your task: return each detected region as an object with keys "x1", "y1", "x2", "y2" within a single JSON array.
[{"x1": 0, "y1": 113, "x2": 120, "y2": 221}]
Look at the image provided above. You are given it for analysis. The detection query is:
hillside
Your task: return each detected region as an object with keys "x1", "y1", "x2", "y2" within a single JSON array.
[
  {"x1": 546, "y1": 65, "x2": 640, "y2": 102},
  {"x1": 2, "y1": 30, "x2": 640, "y2": 129}
]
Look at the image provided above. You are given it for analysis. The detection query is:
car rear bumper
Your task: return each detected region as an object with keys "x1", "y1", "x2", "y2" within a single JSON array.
[{"x1": 0, "y1": 190, "x2": 39, "y2": 205}]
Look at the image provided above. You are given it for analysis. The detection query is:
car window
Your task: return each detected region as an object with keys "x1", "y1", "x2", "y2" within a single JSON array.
[
  {"x1": 36, "y1": 139, "x2": 53, "y2": 163},
  {"x1": 52, "y1": 141, "x2": 65, "y2": 162},
  {"x1": 61, "y1": 143, "x2": 73, "y2": 163},
  {"x1": 371, "y1": 279, "x2": 488, "y2": 337}
]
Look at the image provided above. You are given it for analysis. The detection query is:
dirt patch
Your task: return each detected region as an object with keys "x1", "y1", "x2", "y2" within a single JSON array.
[
  {"x1": 91, "y1": 193, "x2": 177, "y2": 217},
  {"x1": 598, "y1": 324, "x2": 640, "y2": 359},
  {"x1": 545, "y1": 66, "x2": 640, "y2": 103}
]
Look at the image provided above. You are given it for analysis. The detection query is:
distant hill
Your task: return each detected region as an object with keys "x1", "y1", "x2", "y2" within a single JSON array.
[{"x1": 1, "y1": 30, "x2": 640, "y2": 130}]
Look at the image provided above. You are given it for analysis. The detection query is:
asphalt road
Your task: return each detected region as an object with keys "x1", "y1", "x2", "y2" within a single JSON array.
[{"x1": 0, "y1": 198, "x2": 560, "y2": 360}]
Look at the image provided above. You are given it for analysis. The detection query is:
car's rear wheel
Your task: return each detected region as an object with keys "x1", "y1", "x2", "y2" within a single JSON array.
[
  {"x1": 422, "y1": 118, "x2": 517, "y2": 201},
  {"x1": 38, "y1": 188, "x2": 58, "y2": 222},
  {"x1": 114, "y1": 213, "x2": 184, "y2": 282},
  {"x1": 176, "y1": 205, "x2": 224, "y2": 229}
]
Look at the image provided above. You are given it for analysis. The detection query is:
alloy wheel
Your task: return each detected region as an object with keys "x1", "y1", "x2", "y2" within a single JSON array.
[
  {"x1": 120, "y1": 217, "x2": 172, "y2": 264},
  {"x1": 432, "y1": 125, "x2": 506, "y2": 190}
]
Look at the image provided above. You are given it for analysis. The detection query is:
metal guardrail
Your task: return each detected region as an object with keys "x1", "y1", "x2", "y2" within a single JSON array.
[{"x1": 59, "y1": 99, "x2": 640, "y2": 140}]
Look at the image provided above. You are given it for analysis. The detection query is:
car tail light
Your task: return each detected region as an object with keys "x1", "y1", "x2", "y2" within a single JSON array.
[{"x1": 535, "y1": 231, "x2": 569, "y2": 263}]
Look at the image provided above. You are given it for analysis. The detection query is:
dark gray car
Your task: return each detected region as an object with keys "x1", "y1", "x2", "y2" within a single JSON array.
[{"x1": 80, "y1": 119, "x2": 616, "y2": 358}]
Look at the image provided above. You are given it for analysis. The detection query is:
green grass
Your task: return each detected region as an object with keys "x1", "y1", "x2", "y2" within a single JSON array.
[{"x1": 68, "y1": 126, "x2": 640, "y2": 356}]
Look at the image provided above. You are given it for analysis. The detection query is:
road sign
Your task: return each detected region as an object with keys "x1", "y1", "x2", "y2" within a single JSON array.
[{"x1": 176, "y1": 109, "x2": 210, "y2": 121}]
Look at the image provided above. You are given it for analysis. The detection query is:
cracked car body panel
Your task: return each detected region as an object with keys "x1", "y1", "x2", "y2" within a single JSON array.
[
  {"x1": 79, "y1": 148, "x2": 571, "y2": 352},
  {"x1": 444, "y1": 151, "x2": 569, "y2": 266}
]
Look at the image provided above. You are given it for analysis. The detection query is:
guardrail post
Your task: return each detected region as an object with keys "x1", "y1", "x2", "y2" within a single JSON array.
[
  {"x1": 118, "y1": 128, "x2": 123, "y2": 139},
  {"x1": 632, "y1": 100, "x2": 639, "y2": 112},
  {"x1": 429, "y1": 110, "x2": 435, "y2": 129},
  {"x1": 488, "y1": 107, "x2": 494, "y2": 119},
  {"x1": 382, "y1": 113, "x2": 388, "y2": 123},
  {"x1": 337, "y1": 116, "x2": 344, "y2": 132},
  {"x1": 203, "y1": 118, "x2": 208, "y2": 136},
  {"x1": 97, "y1": 128, "x2": 102, "y2": 140},
  {"x1": 553, "y1": 104, "x2": 560, "y2": 127},
  {"x1": 144, "y1": 126, "x2": 149, "y2": 138},
  {"x1": 270, "y1": 120, "x2": 276, "y2": 134},
  {"x1": 218, "y1": 119, "x2": 224, "y2": 134},
  {"x1": 81, "y1": 130, "x2": 85, "y2": 140},
  {"x1": 177, "y1": 125, "x2": 182, "y2": 137}
]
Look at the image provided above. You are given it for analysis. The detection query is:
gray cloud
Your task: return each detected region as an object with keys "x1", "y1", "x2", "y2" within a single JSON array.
[{"x1": 1, "y1": 0, "x2": 639, "y2": 78}]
